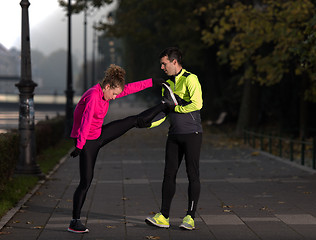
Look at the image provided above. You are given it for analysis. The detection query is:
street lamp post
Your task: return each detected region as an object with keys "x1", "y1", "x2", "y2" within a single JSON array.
[
  {"x1": 83, "y1": 0, "x2": 88, "y2": 92},
  {"x1": 65, "y1": 0, "x2": 74, "y2": 137},
  {"x1": 15, "y1": 0, "x2": 41, "y2": 175},
  {"x1": 91, "y1": 21, "x2": 97, "y2": 87}
]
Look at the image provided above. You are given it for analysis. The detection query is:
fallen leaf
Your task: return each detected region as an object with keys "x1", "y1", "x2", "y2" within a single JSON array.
[
  {"x1": 32, "y1": 226, "x2": 43, "y2": 229},
  {"x1": 303, "y1": 191, "x2": 312, "y2": 194},
  {"x1": 259, "y1": 206, "x2": 273, "y2": 212},
  {"x1": 0, "y1": 231, "x2": 10, "y2": 235},
  {"x1": 106, "y1": 225, "x2": 116, "y2": 229},
  {"x1": 251, "y1": 151, "x2": 260, "y2": 156},
  {"x1": 222, "y1": 205, "x2": 233, "y2": 209},
  {"x1": 26, "y1": 221, "x2": 33, "y2": 224},
  {"x1": 122, "y1": 197, "x2": 128, "y2": 201},
  {"x1": 223, "y1": 209, "x2": 231, "y2": 213},
  {"x1": 146, "y1": 236, "x2": 160, "y2": 240}
]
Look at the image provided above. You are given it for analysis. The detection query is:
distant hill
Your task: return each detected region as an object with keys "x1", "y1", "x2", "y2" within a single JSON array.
[
  {"x1": 0, "y1": 43, "x2": 20, "y2": 76},
  {"x1": 0, "y1": 43, "x2": 80, "y2": 95}
]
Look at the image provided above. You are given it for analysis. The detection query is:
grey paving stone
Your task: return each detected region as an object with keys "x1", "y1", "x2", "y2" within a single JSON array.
[{"x1": 2, "y1": 110, "x2": 316, "y2": 239}]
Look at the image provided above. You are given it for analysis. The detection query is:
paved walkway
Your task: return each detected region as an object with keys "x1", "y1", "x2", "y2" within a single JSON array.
[{"x1": 1, "y1": 105, "x2": 316, "y2": 239}]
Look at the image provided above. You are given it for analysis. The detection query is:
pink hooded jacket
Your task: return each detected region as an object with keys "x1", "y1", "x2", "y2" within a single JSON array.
[{"x1": 70, "y1": 79, "x2": 153, "y2": 149}]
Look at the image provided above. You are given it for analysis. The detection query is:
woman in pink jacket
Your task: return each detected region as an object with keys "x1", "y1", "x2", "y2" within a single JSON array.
[{"x1": 67, "y1": 64, "x2": 174, "y2": 233}]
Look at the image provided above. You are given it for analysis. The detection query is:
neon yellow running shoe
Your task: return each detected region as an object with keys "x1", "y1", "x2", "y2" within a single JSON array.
[
  {"x1": 145, "y1": 212, "x2": 170, "y2": 228},
  {"x1": 179, "y1": 215, "x2": 195, "y2": 230}
]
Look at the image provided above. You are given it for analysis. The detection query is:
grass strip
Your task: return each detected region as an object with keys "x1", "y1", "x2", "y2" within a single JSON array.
[{"x1": 0, "y1": 138, "x2": 73, "y2": 219}]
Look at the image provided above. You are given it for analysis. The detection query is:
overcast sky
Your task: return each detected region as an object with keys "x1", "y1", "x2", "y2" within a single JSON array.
[{"x1": 1, "y1": 0, "x2": 117, "y2": 62}]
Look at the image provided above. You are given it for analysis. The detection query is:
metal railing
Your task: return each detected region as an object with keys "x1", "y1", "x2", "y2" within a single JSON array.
[{"x1": 243, "y1": 130, "x2": 316, "y2": 169}]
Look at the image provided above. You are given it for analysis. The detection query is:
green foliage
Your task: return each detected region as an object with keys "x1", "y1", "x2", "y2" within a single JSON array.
[
  {"x1": 199, "y1": 0, "x2": 316, "y2": 102},
  {"x1": 98, "y1": 0, "x2": 208, "y2": 79},
  {"x1": 0, "y1": 137, "x2": 73, "y2": 219},
  {"x1": 0, "y1": 175, "x2": 38, "y2": 218},
  {"x1": 58, "y1": 0, "x2": 113, "y2": 14},
  {"x1": 37, "y1": 138, "x2": 73, "y2": 175},
  {"x1": 60, "y1": 0, "x2": 316, "y2": 132},
  {"x1": 0, "y1": 133, "x2": 19, "y2": 190},
  {"x1": 0, "y1": 116, "x2": 71, "y2": 219},
  {"x1": 35, "y1": 116, "x2": 65, "y2": 155},
  {"x1": 0, "y1": 116, "x2": 66, "y2": 192}
]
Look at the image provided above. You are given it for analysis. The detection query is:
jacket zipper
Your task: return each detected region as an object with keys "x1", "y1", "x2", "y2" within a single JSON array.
[{"x1": 189, "y1": 112, "x2": 195, "y2": 121}]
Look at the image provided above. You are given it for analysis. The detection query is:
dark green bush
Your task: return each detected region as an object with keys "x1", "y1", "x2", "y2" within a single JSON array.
[
  {"x1": 35, "y1": 116, "x2": 65, "y2": 155},
  {"x1": 0, "y1": 116, "x2": 66, "y2": 190},
  {"x1": 0, "y1": 132, "x2": 19, "y2": 190}
]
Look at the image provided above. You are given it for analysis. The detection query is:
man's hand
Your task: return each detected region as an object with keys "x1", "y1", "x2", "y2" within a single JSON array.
[
  {"x1": 70, "y1": 147, "x2": 81, "y2": 157},
  {"x1": 152, "y1": 77, "x2": 167, "y2": 87}
]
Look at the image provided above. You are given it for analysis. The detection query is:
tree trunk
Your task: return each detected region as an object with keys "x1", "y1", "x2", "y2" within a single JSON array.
[
  {"x1": 236, "y1": 78, "x2": 260, "y2": 135},
  {"x1": 299, "y1": 77, "x2": 308, "y2": 138}
]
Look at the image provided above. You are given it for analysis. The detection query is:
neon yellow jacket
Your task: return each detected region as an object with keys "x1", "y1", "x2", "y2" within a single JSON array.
[{"x1": 151, "y1": 68, "x2": 203, "y2": 134}]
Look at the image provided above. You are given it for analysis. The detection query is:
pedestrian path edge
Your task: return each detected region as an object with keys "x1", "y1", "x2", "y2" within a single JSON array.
[{"x1": 0, "y1": 148, "x2": 74, "y2": 231}]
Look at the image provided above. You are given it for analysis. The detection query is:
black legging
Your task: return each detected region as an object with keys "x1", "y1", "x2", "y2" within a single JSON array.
[
  {"x1": 72, "y1": 103, "x2": 166, "y2": 219},
  {"x1": 161, "y1": 132, "x2": 202, "y2": 219}
]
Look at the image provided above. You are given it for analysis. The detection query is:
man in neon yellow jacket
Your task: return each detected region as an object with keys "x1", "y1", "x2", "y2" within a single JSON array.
[{"x1": 146, "y1": 47, "x2": 203, "y2": 230}]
